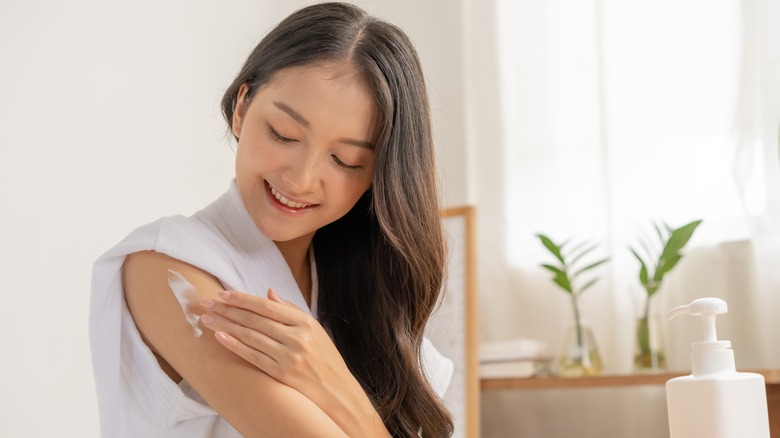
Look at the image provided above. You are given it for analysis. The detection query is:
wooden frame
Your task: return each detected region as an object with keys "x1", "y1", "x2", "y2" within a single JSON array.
[{"x1": 426, "y1": 206, "x2": 480, "y2": 438}]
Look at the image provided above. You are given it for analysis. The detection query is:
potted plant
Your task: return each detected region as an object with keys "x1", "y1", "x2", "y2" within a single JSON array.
[
  {"x1": 537, "y1": 234, "x2": 608, "y2": 377},
  {"x1": 629, "y1": 219, "x2": 702, "y2": 371}
]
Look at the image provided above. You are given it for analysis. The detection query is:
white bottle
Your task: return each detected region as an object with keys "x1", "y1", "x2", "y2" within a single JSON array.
[{"x1": 665, "y1": 298, "x2": 770, "y2": 438}]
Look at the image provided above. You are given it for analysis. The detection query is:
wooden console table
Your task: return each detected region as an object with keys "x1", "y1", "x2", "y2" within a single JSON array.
[{"x1": 482, "y1": 369, "x2": 780, "y2": 437}]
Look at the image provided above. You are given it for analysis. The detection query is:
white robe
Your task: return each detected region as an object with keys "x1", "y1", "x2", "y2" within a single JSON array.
[{"x1": 89, "y1": 178, "x2": 453, "y2": 437}]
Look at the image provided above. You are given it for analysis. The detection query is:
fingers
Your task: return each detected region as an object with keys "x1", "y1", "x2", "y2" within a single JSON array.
[
  {"x1": 217, "y1": 290, "x2": 301, "y2": 325},
  {"x1": 268, "y1": 288, "x2": 283, "y2": 302},
  {"x1": 213, "y1": 331, "x2": 281, "y2": 380},
  {"x1": 202, "y1": 299, "x2": 290, "y2": 344},
  {"x1": 202, "y1": 312, "x2": 296, "y2": 373},
  {"x1": 267, "y1": 288, "x2": 303, "y2": 311},
  {"x1": 203, "y1": 289, "x2": 326, "y2": 376}
]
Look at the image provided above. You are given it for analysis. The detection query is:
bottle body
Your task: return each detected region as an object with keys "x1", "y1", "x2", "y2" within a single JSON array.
[{"x1": 666, "y1": 372, "x2": 770, "y2": 438}]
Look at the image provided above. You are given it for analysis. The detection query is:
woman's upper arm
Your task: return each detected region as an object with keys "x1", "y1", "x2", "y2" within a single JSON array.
[{"x1": 122, "y1": 250, "x2": 347, "y2": 438}]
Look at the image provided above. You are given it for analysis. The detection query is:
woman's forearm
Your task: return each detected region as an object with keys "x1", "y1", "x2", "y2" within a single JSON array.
[
  {"x1": 202, "y1": 289, "x2": 392, "y2": 436},
  {"x1": 318, "y1": 377, "x2": 391, "y2": 438}
]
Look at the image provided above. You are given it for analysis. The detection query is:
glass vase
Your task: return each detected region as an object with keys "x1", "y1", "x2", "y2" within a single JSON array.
[
  {"x1": 634, "y1": 298, "x2": 667, "y2": 372},
  {"x1": 558, "y1": 324, "x2": 603, "y2": 377}
]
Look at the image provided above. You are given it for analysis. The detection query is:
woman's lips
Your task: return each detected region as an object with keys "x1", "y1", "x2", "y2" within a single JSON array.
[{"x1": 265, "y1": 181, "x2": 318, "y2": 211}]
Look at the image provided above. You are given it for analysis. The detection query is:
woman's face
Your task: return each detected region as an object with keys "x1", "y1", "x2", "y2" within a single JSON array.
[{"x1": 232, "y1": 61, "x2": 378, "y2": 244}]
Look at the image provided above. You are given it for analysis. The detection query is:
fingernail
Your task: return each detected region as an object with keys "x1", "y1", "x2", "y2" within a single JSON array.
[
  {"x1": 201, "y1": 314, "x2": 214, "y2": 324},
  {"x1": 202, "y1": 299, "x2": 215, "y2": 309},
  {"x1": 218, "y1": 290, "x2": 231, "y2": 300},
  {"x1": 215, "y1": 331, "x2": 230, "y2": 343},
  {"x1": 268, "y1": 288, "x2": 279, "y2": 300}
]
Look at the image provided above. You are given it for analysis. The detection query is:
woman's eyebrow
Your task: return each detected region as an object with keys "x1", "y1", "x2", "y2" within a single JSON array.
[
  {"x1": 339, "y1": 138, "x2": 375, "y2": 150},
  {"x1": 273, "y1": 100, "x2": 375, "y2": 150},
  {"x1": 273, "y1": 101, "x2": 310, "y2": 128}
]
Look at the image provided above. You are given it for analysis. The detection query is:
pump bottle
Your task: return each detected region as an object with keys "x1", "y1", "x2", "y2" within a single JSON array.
[{"x1": 666, "y1": 298, "x2": 770, "y2": 438}]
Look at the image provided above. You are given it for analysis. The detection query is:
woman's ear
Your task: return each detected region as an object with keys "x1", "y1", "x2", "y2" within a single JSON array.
[{"x1": 231, "y1": 84, "x2": 251, "y2": 139}]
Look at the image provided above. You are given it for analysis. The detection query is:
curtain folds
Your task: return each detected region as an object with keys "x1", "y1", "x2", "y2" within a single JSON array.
[{"x1": 475, "y1": 0, "x2": 780, "y2": 436}]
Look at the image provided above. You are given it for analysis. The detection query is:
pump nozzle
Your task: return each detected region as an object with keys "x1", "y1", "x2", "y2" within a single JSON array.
[
  {"x1": 666, "y1": 298, "x2": 727, "y2": 342},
  {"x1": 667, "y1": 297, "x2": 734, "y2": 375}
]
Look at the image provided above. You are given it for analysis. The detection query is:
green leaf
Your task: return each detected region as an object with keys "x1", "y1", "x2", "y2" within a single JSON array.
[
  {"x1": 537, "y1": 234, "x2": 608, "y2": 296},
  {"x1": 552, "y1": 271, "x2": 573, "y2": 294},
  {"x1": 540, "y1": 263, "x2": 572, "y2": 294},
  {"x1": 654, "y1": 253, "x2": 682, "y2": 283},
  {"x1": 573, "y1": 257, "x2": 609, "y2": 278},
  {"x1": 629, "y1": 247, "x2": 649, "y2": 286},
  {"x1": 659, "y1": 220, "x2": 701, "y2": 259},
  {"x1": 579, "y1": 277, "x2": 599, "y2": 295},
  {"x1": 568, "y1": 240, "x2": 591, "y2": 257},
  {"x1": 653, "y1": 220, "x2": 701, "y2": 283},
  {"x1": 653, "y1": 222, "x2": 666, "y2": 246},
  {"x1": 537, "y1": 234, "x2": 565, "y2": 264},
  {"x1": 570, "y1": 243, "x2": 598, "y2": 267},
  {"x1": 637, "y1": 235, "x2": 656, "y2": 274}
]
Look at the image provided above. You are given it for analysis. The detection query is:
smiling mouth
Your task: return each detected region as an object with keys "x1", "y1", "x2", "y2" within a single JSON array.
[{"x1": 267, "y1": 182, "x2": 318, "y2": 210}]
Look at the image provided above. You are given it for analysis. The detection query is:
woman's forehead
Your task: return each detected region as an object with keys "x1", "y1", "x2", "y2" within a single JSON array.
[
  {"x1": 254, "y1": 61, "x2": 380, "y2": 142},
  {"x1": 265, "y1": 61, "x2": 367, "y2": 90}
]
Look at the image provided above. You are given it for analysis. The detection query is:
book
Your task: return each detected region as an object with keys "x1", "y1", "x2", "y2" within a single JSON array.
[{"x1": 479, "y1": 338, "x2": 550, "y2": 378}]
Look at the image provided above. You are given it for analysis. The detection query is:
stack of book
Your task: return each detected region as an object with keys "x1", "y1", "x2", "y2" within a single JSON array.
[{"x1": 479, "y1": 338, "x2": 550, "y2": 378}]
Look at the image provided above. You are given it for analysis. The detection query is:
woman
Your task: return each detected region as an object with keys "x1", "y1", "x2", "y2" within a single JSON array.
[{"x1": 90, "y1": 2, "x2": 454, "y2": 437}]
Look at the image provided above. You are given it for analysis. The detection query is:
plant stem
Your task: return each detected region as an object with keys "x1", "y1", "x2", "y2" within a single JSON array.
[
  {"x1": 638, "y1": 295, "x2": 651, "y2": 356},
  {"x1": 635, "y1": 293, "x2": 666, "y2": 370},
  {"x1": 571, "y1": 294, "x2": 583, "y2": 352}
]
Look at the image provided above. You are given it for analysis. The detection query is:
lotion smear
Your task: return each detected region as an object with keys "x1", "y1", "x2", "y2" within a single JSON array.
[{"x1": 166, "y1": 269, "x2": 203, "y2": 337}]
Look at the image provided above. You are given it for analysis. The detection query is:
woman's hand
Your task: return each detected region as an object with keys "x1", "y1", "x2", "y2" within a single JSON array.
[
  {"x1": 200, "y1": 289, "x2": 390, "y2": 438},
  {"x1": 201, "y1": 289, "x2": 344, "y2": 394}
]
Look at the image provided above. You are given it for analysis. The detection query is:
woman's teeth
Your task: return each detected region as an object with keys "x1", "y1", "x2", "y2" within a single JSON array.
[{"x1": 270, "y1": 186, "x2": 312, "y2": 209}]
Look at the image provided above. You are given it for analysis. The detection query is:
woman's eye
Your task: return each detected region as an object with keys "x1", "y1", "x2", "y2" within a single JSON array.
[
  {"x1": 268, "y1": 125, "x2": 296, "y2": 143},
  {"x1": 331, "y1": 154, "x2": 361, "y2": 170}
]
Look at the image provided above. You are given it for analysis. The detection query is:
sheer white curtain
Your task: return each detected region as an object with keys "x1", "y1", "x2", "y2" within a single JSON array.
[
  {"x1": 472, "y1": 0, "x2": 780, "y2": 436},
  {"x1": 735, "y1": 0, "x2": 780, "y2": 368}
]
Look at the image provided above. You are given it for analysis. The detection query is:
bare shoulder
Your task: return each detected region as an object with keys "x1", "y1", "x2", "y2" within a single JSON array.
[
  {"x1": 122, "y1": 250, "x2": 223, "y2": 378},
  {"x1": 121, "y1": 250, "x2": 346, "y2": 436},
  {"x1": 123, "y1": 250, "x2": 222, "y2": 298},
  {"x1": 122, "y1": 249, "x2": 223, "y2": 341}
]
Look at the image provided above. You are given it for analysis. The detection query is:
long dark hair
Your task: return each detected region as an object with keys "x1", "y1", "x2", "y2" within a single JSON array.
[{"x1": 221, "y1": 3, "x2": 452, "y2": 436}]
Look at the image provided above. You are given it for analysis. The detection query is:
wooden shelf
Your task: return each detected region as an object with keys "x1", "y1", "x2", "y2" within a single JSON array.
[
  {"x1": 482, "y1": 368, "x2": 780, "y2": 437},
  {"x1": 483, "y1": 371, "x2": 679, "y2": 390},
  {"x1": 481, "y1": 368, "x2": 780, "y2": 391}
]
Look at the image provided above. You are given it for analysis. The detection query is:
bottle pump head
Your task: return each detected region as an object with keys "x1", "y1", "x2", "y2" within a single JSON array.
[{"x1": 667, "y1": 298, "x2": 735, "y2": 376}]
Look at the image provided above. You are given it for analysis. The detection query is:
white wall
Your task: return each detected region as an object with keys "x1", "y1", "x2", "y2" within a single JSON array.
[{"x1": 0, "y1": 1, "x2": 467, "y2": 436}]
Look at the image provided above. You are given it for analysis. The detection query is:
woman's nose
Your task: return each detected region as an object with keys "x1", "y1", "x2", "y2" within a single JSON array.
[{"x1": 281, "y1": 148, "x2": 321, "y2": 194}]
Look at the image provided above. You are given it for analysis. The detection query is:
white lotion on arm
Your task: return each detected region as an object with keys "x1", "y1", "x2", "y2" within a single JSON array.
[{"x1": 166, "y1": 269, "x2": 203, "y2": 337}]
